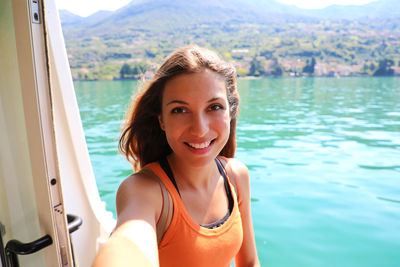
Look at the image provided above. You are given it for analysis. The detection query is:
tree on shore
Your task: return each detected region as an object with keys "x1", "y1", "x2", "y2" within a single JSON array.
[
  {"x1": 270, "y1": 58, "x2": 283, "y2": 77},
  {"x1": 302, "y1": 57, "x2": 316, "y2": 75},
  {"x1": 249, "y1": 56, "x2": 266, "y2": 76},
  {"x1": 369, "y1": 62, "x2": 376, "y2": 71},
  {"x1": 373, "y1": 59, "x2": 394, "y2": 76},
  {"x1": 120, "y1": 63, "x2": 131, "y2": 79},
  {"x1": 119, "y1": 62, "x2": 148, "y2": 79}
]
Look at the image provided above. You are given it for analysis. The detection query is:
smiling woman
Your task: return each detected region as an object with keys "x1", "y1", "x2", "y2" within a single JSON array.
[
  {"x1": 92, "y1": 45, "x2": 260, "y2": 267},
  {"x1": 159, "y1": 70, "x2": 231, "y2": 167}
]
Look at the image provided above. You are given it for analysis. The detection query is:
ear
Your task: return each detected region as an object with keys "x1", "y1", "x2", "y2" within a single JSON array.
[{"x1": 158, "y1": 115, "x2": 165, "y2": 131}]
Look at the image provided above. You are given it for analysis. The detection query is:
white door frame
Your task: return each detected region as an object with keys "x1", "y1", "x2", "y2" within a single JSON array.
[{"x1": 0, "y1": 0, "x2": 74, "y2": 266}]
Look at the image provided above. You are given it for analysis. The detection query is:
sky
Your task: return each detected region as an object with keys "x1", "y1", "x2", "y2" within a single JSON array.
[{"x1": 55, "y1": 0, "x2": 378, "y2": 17}]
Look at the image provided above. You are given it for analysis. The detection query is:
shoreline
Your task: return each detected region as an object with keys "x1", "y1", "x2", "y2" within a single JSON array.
[{"x1": 73, "y1": 75, "x2": 400, "y2": 82}]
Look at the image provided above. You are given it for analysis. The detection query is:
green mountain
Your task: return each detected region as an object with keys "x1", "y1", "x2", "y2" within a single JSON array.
[
  {"x1": 61, "y1": 0, "x2": 400, "y2": 28},
  {"x1": 58, "y1": 10, "x2": 83, "y2": 25},
  {"x1": 59, "y1": 0, "x2": 400, "y2": 80},
  {"x1": 62, "y1": 0, "x2": 303, "y2": 37},
  {"x1": 306, "y1": 0, "x2": 400, "y2": 19}
]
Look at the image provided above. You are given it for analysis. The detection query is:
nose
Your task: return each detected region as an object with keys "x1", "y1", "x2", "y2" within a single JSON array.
[{"x1": 190, "y1": 112, "x2": 209, "y2": 137}]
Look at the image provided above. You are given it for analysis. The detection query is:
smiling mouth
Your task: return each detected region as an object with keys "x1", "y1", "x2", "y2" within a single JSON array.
[{"x1": 185, "y1": 139, "x2": 215, "y2": 149}]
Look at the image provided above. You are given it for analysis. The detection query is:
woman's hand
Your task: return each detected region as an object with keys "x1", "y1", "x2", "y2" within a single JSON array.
[{"x1": 92, "y1": 220, "x2": 157, "y2": 267}]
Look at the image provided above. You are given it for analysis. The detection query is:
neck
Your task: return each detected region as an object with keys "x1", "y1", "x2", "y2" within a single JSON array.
[{"x1": 167, "y1": 154, "x2": 219, "y2": 190}]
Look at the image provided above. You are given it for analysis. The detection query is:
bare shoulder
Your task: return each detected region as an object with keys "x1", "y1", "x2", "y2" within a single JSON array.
[
  {"x1": 116, "y1": 170, "x2": 162, "y2": 228},
  {"x1": 226, "y1": 158, "x2": 249, "y2": 178},
  {"x1": 220, "y1": 157, "x2": 250, "y2": 202},
  {"x1": 117, "y1": 171, "x2": 161, "y2": 203}
]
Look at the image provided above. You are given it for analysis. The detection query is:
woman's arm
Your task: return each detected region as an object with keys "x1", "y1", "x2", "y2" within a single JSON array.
[
  {"x1": 227, "y1": 158, "x2": 260, "y2": 267},
  {"x1": 92, "y1": 173, "x2": 162, "y2": 267}
]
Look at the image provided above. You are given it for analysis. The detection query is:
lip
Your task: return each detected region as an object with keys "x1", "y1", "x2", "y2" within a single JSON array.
[{"x1": 184, "y1": 139, "x2": 215, "y2": 155}]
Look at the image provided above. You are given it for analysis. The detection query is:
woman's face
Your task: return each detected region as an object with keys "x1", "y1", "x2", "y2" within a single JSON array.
[{"x1": 159, "y1": 69, "x2": 231, "y2": 167}]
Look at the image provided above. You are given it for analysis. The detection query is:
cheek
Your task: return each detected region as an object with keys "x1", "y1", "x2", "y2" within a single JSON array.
[
  {"x1": 215, "y1": 112, "x2": 231, "y2": 137},
  {"x1": 162, "y1": 122, "x2": 178, "y2": 149},
  {"x1": 162, "y1": 115, "x2": 186, "y2": 143}
]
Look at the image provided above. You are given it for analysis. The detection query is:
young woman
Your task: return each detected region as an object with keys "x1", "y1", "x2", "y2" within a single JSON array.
[{"x1": 93, "y1": 45, "x2": 260, "y2": 267}]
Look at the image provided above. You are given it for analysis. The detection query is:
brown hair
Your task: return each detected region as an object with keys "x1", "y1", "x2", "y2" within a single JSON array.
[{"x1": 119, "y1": 45, "x2": 240, "y2": 170}]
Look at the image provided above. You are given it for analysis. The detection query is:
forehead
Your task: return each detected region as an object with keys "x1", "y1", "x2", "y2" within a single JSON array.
[{"x1": 162, "y1": 69, "x2": 227, "y2": 102}]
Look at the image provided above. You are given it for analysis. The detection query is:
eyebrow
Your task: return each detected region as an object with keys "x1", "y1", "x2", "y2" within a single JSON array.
[
  {"x1": 207, "y1": 97, "x2": 222, "y2": 103},
  {"x1": 166, "y1": 100, "x2": 188, "y2": 106},
  {"x1": 166, "y1": 97, "x2": 223, "y2": 106}
]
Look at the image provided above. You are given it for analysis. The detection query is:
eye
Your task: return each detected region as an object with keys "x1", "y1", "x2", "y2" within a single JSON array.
[
  {"x1": 171, "y1": 107, "x2": 187, "y2": 114},
  {"x1": 209, "y1": 104, "x2": 225, "y2": 111}
]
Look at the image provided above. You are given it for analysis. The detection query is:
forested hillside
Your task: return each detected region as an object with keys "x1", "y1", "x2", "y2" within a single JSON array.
[{"x1": 59, "y1": 0, "x2": 400, "y2": 80}]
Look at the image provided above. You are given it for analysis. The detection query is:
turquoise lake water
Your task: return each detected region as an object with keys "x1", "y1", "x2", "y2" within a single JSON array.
[{"x1": 75, "y1": 77, "x2": 400, "y2": 266}]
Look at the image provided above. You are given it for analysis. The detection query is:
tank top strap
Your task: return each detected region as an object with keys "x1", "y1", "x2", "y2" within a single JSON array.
[{"x1": 144, "y1": 162, "x2": 182, "y2": 204}]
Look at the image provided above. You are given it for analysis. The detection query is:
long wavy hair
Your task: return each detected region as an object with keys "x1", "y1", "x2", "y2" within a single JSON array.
[{"x1": 119, "y1": 45, "x2": 240, "y2": 170}]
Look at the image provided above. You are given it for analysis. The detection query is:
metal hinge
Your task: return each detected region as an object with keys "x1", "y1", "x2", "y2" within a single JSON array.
[{"x1": 31, "y1": 0, "x2": 41, "y2": 24}]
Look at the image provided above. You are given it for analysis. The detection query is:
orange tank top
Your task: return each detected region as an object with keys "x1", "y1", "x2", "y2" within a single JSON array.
[{"x1": 145, "y1": 160, "x2": 243, "y2": 267}]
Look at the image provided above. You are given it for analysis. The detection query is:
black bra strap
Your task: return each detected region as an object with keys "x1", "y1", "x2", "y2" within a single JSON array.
[
  {"x1": 215, "y1": 158, "x2": 234, "y2": 212},
  {"x1": 159, "y1": 157, "x2": 181, "y2": 197}
]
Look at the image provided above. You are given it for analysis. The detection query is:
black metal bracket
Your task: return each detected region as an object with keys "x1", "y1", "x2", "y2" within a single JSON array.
[{"x1": 0, "y1": 214, "x2": 82, "y2": 267}]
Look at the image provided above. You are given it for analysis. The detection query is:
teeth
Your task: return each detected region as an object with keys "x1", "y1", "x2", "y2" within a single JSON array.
[{"x1": 187, "y1": 141, "x2": 211, "y2": 149}]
